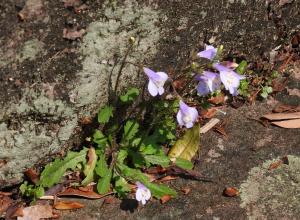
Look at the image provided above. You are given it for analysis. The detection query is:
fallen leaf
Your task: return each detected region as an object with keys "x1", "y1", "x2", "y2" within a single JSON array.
[
  {"x1": 24, "y1": 168, "x2": 39, "y2": 184},
  {"x1": 58, "y1": 188, "x2": 105, "y2": 199},
  {"x1": 271, "y1": 119, "x2": 300, "y2": 128},
  {"x1": 63, "y1": 28, "x2": 86, "y2": 40},
  {"x1": 223, "y1": 187, "x2": 239, "y2": 197},
  {"x1": 268, "y1": 160, "x2": 283, "y2": 170},
  {"x1": 82, "y1": 147, "x2": 98, "y2": 185},
  {"x1": 103, "y1": 196, "x2": 118, "y2": 204},
  {"x1": 17, "y1": 205, "x2": 54, "y2": 220},
  {"x1": 160, "y1": 195, "x2": 172, "y2": 204},
  {"x1": 273, "y1": 104, "x2": 300, "y2": 113},
  {"x1": 0, "y1": 195, "x2": 13, "y2": 215},
  {"x1": 79, "y1": 116, "x2": 93, "y2": 125},
  {"x1": 18, "y1": 0, "x2": 45, "y2": 21},
  {"x1": 263, "y1": 112, "x2": 300, "y2": 121},
  {"x1": 158, "y1": 176, "x2": 177, "y2": 182},
  {"x1": 54, "y1": 201, "x2": 84, "y2": 210},
  {"x1": 181, "y1": 187, "x2": 191, "y2": 195},
  {"x1": 201, "y1": 108, "x2": 217, "y2": 119},
  {"x1": 168, "y1": 123, "x2": 200, "y2": 161},
  {"x1": 208, "y1": 93, "x2": 225, "y2": 105}
]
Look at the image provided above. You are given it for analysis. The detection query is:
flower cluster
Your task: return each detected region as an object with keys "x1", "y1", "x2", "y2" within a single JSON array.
[{"x1": 196, "y1": 45, "x2": 245, "y2": 96}]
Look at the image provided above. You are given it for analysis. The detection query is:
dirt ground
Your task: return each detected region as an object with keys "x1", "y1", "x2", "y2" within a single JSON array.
[{"x1": 0, "y1": 0, "x2": 300, "y2": 219}]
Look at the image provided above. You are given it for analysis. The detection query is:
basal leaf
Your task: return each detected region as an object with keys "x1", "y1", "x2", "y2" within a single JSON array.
[
  {"x1": 82, "y1": 147, "x2": 98, "y2": 186},
  {"x1": 93, "y1": 130, "x2": 107, "y2": 146},
  {"x1": 175, "y1": 158, "x2": 193, "y2": 170},
  {"x1": 236, "y1": 60, "x2": 247, "y2": 74},
  {"x1": 144, "y1": 155, "x2": 170, "y2": 168},
  {"x1": 120, "y1": 87, "x2": 139, "y2": 103},
  {"x1": 95, "y1": 153, "x2": 109, "y2": 178},
  {"x1": 98, "y1": 105, "x2": 113, "y2": 124},
  {"x1": 39, "y1": 148, "x2": 88, "y2": 188},
  {"x1": 143, "y1": 182, "x2": 177, "y2": 199},
  {"x1": 122, "y1": 120, "x2": 139, "y2": 142},
  {"x1": 114, "y1": 176, "x2": 131, "y2": 197},
  {"x1": 168, "y1": 123, "x2": 200, "y2": 161},
  {"x1": 97, "y1": 168, "x2": 112, "y2": 194}
]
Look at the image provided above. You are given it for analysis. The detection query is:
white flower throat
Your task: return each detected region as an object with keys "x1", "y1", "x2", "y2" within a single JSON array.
[{"x1": 183, "y1": 115, "x2": 192, "y2": 123}]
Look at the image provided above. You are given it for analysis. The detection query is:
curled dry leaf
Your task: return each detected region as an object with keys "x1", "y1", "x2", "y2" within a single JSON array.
[
  {"x1": 17, "y1": 205, "x2": 54, "y2": 220},
  {"x1": 160, "y1": 195, "x2": 172, "y2": 204},
  {"x1": 181, "y1": 187, "x2": 191, "y2": 195},
  {"x1": 208, "y1": 93, "x2": 225, "y2": 105},
  {"x1": 63, "y1": 28, "x2": 86, "y2": 40},
  {"x1": 54, "y1": 201, "x2": 84, "y2": 210},
  {"x1": 223, "y1": 187, "x2": 239, "y2": 197},
  {"x1": 201, "y1": 108, "x2": 217, "y2": 119},
  {"x1": 0, "y1": 195, "x2": 13, "y2": 215},
  {"x1": 268, "y1": 160, "x2": 283, "y2": 170},
  {"x1": 58, "y1": 188, "x2": 105, "y2": 199},
  {"x1": 24, "y1": 168, "x2": 39, "y2": 184}
]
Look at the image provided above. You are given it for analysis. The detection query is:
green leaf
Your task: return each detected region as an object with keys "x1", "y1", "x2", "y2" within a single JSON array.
[
  {"x1": 82, "y1": 148, "x2": 98, "y2": 185},
  {"x1": 174, "y1": 158, "x2": 193, "y2": 170},
  {"x1": 144, "y1": 155, "x2": 170, "y2": 168},
  {"x1": 260, "y1": 86, "x2": 273, "y2": 99},
  {"x1": 120, "y1": 88, "x2": 139, "y2": 103},
  {"x1": 95, "y1": 153, "x2": 109, "y2": 178},
  {"x1": 35, "y1": 186, "x2": 45, "y2": 198},
  {"x1": 114, "y1": 176, "x2": 131, "y2": 197},
  {"x1": 116, "y1": 149, "x2": 128, "y2": 164},
  {"x1": 122, "y1": 120, "x2": 139, "y2": 142},
  {"x1": 98, "y1": 105, "x2": 113, "y2": 124},
  {"x1": 39, "y1": 148, "x2": 88, "y2": 188},
  {"x1": 93, "y1": 130, "x2": 107, "y2": 146},
  {"x1": 117, "y1": 164, "x2": 149, "y2": 183},
  {"x1": 168, "y1": 123, "x2": 200, "y2": 161},
  {"x1": 236, "y1": 60, "x2": 247, "y2": 74},
  {"x1": 97, "y1": 168, "x2": 112, "y2": 194},
  {"x1": 143, "y1": 182, "x2": 177, "y2": 199}
]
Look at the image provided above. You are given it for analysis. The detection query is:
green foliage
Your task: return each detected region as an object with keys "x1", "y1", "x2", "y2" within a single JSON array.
[
  {"x1": 122, "y1": 120, "x2": 139, "y2": 143},
  {"x1": 144, "y1": 155, "x2": 170, "y2": 168},
  {"x1": 238, "y1": 79, "x2": 250, "y2": 97},
  {"x1": 97, "y1": 168, "x2": 112, "y2": 194},
  {"x1": 39, "y1": 148, "x2": 88, "y2": 188},
  {"x1": 175, "y1": 158, "x2": 194, "y2": 170},
  {"x1": 82, "y1": 148, "x2": 98, "y2": 186},
  {"x1": 236, "y1": 60, "x2": 247, "y2": 74},
  {"x1": 95, "y1": 154, "x2": 109, "y2": 177},
  {"x1": 20, "y1": 182, "x2": 44, "y2": 199},
  {"x1": 120, "y1": 87, "x2": 139, "y2": 103},
  {"x1": 93, "y1": 130, "x2": 107, "y2": 147},
  {"x1": 98, "y1": 105, "x2": 113, "y2": 124},
  {"x1": 260, "y1": 86, "x2": 273, "y2": 99}
]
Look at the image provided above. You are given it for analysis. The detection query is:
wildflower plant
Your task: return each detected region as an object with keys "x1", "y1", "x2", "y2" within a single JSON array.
[{"x1": 20, "y1": 42, "x2": 248, "y2": 205}]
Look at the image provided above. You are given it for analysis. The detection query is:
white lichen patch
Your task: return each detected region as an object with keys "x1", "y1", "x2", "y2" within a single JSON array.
[
  {"x1": 71, "y1": 0, "x2": 161, "y2": 110},
  {"x1": 240, "y1": 155, "x2": 300, "y2": 219},
  {"x1": 16, "y1": 38, "x2": 45, "y2": 63}
]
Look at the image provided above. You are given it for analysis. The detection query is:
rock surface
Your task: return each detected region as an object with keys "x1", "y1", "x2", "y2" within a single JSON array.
[{"x1": 0, "y1": 0, "x2": 299, "y2": 192}]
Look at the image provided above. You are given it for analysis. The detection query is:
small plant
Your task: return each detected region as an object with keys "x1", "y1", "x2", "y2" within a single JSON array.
[{"x1": 21, "y1": 43, "x2": 249, "y2": 205}]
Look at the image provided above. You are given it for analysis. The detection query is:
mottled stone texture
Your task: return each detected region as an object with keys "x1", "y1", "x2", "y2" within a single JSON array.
[{"x1": 0, "y1": 0, "x2": 299, "y2": 191}]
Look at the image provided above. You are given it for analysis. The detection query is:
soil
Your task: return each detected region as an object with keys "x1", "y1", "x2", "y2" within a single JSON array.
[{"x1": 0, "y1": 0, "x2": 300, "y2": 219}]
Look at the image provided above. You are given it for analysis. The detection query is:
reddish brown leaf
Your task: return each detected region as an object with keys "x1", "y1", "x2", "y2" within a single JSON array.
[
  {"x1": 54, "y1": 201, "x2": 84, "y2": 210},
  {"x1": 0, "y1": 191, "x2": 12, "y2": 196},
  {"x1": 158, "y1": 176, "x2": 177, "y2": 182},
  {"x1": 24, "y1": 168, "x2": 39, "y2": 184},
  {"x1": 79, "y1": 116, "x2": 93, "y2": 125},
  {"x1": 58, "y1": 188, "x2": 105, "y2": 199},
  {"x1": 63, "y1": 28, "x2": 86, "y2": 40},
  {"x1": 173, "y1": 79, "x2": 186, "y2": 90},
  {"x1": 223, "y1": 187, "x2": 239, "y2": 197},
  {"x1": 263, "y1": 112, "x2": 300, "y2": 121},
  {"x1": 208, "y1": 93, "x2": 225, "y2": 105},
  {"x1": 268, "y1": 160, "x2": 283, "y2": 170},
  {"x1": 271, "y1": 119, "x2": 300, "y2": 128},
  {"x1": 0, "y1": 195, "x2": 13, "y2": 215},
  {"x1": 201, "y1": 108, "x2": 217, "y2": 119},
  {"x1": 181, "y1": 187, "x2": 191, "y2": 195},
  {"x1": 103, "y1": 196, "x2": 118, "y2": 204},
  {"x1": 272, "y1": 78, "x2": 287, "y2": 92},
  {"x1": 17, "y1": 205, "x2": 55, "y2": 220},
  {"x1": 160, "y1": 195, "x2": 172, "y2": 204},
  {"x1": 144, "y1": 167, "x2": 167, "y2": 175}
]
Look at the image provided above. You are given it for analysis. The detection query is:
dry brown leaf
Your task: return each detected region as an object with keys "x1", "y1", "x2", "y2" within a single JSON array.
[
  {"x1": 58, "y1": 188, "x2": 105, "y2": 199},
  {"x1": 54, "y1": 201, "x2": 84, "y2": 210},
  {"x1": 17, "y1": 205, "x2": 54, "y2": 220},
  {"x1": 208, "y1": 93, "x2": 225, "y2": 105},
  {"x1": 201, "y1": 108, "x2": 217, "y2": 119},
  {"x1": 273, "y1": 104, "x2": 300, "y2": 113},
  {"x1": 223, "y1": 187, "x2": 239, "y2": 197},
  {"x1": 271, "y1": 119, "x2": 300, "y2": 128},
  {"x1": 18, "y1": 0, "x2": 45, "y2": 21},
  {"x1": 24, "y1": 168, "x2": 39, "y2": 184},
  {"x1": 181, "y1": 187, "x2": 191, "y2": 195},
  {"x1": 0, "y1": 195, "x2": 13, "y2": 215},
  {"x1": 158, "y1": 175, "x2": 178, "y2": 182},
  {"x1": 268, "y1": 160, "x2": 283, "y2": 170},
  {"x1": 79, "y1": 116, "x2": 93, "y2": 125},
  {"x1": 263, "y1": 112, "x2": 300, "y2": 121},
  {"x1": 63, "y1": 28, "x2": 86, "y2": 40},
  {"x1": 160, "y1": 195, "x2": 172, "y2": 204}
]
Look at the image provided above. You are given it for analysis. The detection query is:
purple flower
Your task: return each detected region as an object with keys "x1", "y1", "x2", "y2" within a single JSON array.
[
  {"x1": 135, "y1": 182, "x2": 151, "y2": 205},
  {"x1": 197, "y1": 45, "x2": 217, "y2": 60},
  {"x1": 213, "y1": 63, "x2": 245, "y2": 96},
  {"x1": 144, "y1": 67, "x2": 168, "y2": 97},
  {"x1": 196, "y1": 71, "x2": 221, "y2": 96},
  {"x1": 176, "y1": 100, "x2": 199, "y2": 128}
]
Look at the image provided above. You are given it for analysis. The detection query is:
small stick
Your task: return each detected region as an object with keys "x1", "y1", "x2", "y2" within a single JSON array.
[{"x1": 200, "y1": 118, "x2": 220, "y2": 134}]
